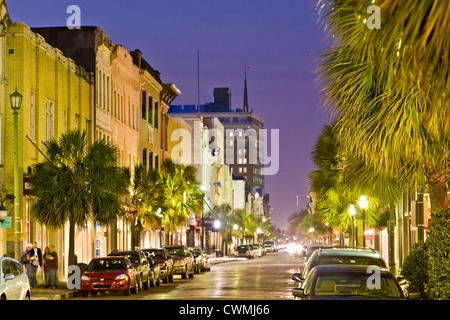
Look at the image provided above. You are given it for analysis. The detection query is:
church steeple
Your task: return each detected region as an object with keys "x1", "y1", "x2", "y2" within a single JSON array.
[{"x1": 242, "y1": 64, "x2": 250, "y2": 112}]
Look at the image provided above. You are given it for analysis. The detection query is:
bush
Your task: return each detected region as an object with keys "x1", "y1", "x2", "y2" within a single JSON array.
[
  {"x1": 425, "y1": 208, "x2": 450, "y2": 300},
  {"x1": 401, "y1": 241, "x2": 428, "y2": 299}
]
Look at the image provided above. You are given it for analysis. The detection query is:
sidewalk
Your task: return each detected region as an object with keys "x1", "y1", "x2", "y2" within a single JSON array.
[{"x1": 30, "y1": 281, "x2": 80, "y2": 300}]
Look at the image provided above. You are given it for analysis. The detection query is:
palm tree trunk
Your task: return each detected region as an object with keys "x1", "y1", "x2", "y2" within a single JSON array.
[
  {"x1": 68, "y1": 220, "x2": 76, "y2": 266},
  {"x1": 427, "y1": 169, "x2": 448, "y2": 214}
]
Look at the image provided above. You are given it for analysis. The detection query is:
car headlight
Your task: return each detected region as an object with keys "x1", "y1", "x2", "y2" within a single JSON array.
[
  {"x1": 115, "y1": 274, "x2": 127, "y2": 280},
  {"x1": 81, "y1": 275, "x2": 90, "y2": 281}
]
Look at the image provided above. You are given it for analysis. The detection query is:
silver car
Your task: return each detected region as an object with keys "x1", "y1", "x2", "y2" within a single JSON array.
[{"x1": 0, "y1": 257, "x2": 31, "y2": 300}]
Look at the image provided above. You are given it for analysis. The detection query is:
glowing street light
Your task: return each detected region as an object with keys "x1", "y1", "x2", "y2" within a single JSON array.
[{"x1": 359, "y1": 196, "x2": 369, "y2": 247}]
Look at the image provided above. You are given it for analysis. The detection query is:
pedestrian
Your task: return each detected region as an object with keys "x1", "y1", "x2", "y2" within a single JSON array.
[
  {"x1": 45, "y1": 245, "x2": 58, "y2": 289},
  {"x1": 43, "y1": 247, "x2": 50, "y2": 288},
  {"x1": 29, "y1": 241, "x2": 42, "y2": 287},
  {"x1": 24, "y1": 244, "x2": 33, "y2": 284}
]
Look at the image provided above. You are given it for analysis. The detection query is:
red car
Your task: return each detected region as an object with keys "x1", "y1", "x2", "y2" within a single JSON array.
[{"x1": 81, "y1": 257, "x2": 138, "y2": 296}]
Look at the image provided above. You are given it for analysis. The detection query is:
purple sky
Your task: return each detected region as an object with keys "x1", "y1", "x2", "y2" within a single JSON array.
[{"x1": 8, "y1": 0, "x2": 332, "y2": 230}]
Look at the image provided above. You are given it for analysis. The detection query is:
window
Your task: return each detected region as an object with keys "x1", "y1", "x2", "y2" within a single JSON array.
[
  {"x1": 154, "y1": 101, "x2": 159, "y2": 129},
  {"x1": 64, "y1": 108, "x2": 68, "y2": 133},
  {"x1": 46, "y1": 99, "x2": 55, "y2": 140},
  {"x1": 148, "y1": 125, "x2": 153, "y2": 144},
  {"x1": 30, "y1": 91, "x2": 36, "y2": 140},
  {"x1": 142, "y1": 90, "x2": 147, "y2": 120},
  {"x1": 149, "y1": 151, "x2": 153, "y2": 169},
  {"x1": 154, "y1": 155, "x2": 159, "y2": 171},
  {"x1": 75, "y1": 114, "x2": 80, "y2": 131},
  {"x1": 142, "y1": 148, "x2": 147, "y2": 167},
  {"x1": 148, "y1": 95, "x2": 153, "y2": 125}
]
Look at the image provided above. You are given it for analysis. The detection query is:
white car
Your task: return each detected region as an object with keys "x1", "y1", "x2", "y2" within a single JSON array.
[{"x1": 0, "y1": 257, "x2": 31, "y2": 300}]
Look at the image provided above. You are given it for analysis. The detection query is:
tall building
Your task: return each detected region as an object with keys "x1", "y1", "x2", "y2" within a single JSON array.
[
  {"x1": 169, "y1": 87, "x2": 266, "y2": 216},
  {"x1": 1, "y1": 20, "x2": 95, "y2": 276}
]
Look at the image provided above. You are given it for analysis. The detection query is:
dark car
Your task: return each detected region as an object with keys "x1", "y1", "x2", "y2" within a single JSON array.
[
  {"x1": 301, "y1": 247, "x2": 388, "y2": 280},
  {"x1": 292, "y1": 265, "x2": 406, "y2": 300},
  {"x1": 107, "y1": 250, "x2": 151, "y2": 291},
  {"x1": 80, "y1": 257, "x2": 137, "y2": 296},
  {"x1": 304, "y1": 245, "x2": 334, "y2": 260},
  {"x1": 189, "y1": 248, "x2": 206, "y2": 273},
  {"x1": 163, "y1": 246, "x2": 195, "y2": 279},
  {"x1": 142, "y1": 248, "x2": 174, "y2": 283},
  {"x1": 234, "y1": 245, "x2": 254, "y2": 259}
]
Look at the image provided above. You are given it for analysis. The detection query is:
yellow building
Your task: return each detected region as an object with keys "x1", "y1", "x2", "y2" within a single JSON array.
[{"x1": 1, "y1": 21, "x2": 95, "y2": 279}]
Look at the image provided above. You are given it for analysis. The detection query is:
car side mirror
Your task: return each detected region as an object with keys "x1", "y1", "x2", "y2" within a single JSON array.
[
  {"x1": 292, "y1": 273, "x2": 304, "y2": 283},
  {"x1": 3, "y1": 274, "x2": 15, "y2": 281},
  {"x1": 396, "y1": 276, "x2": 407, "y2": 285},
  {"x1": 292, "y1": 288, "x2": 305, "y2": 298}
]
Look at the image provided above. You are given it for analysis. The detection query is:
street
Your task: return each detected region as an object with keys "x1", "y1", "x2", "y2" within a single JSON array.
[{"x1": 72, "y1": 250, "x2": 304, "y2": 300}]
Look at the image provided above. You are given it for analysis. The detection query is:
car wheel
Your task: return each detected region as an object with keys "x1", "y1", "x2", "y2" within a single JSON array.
[
  {"x1": 169, "y1": 270, "x2": 174, "y2": 282},
  {"x1": 150, "y1": 275, "x2": 156, "y2": 287},
  {"x1": 124, "y1": 278, "x2": 132, "y2": 296},
  {"x1": 156, "y1": 275, "x2": 161, "y2": 286},
  {"x1": 143, "y1": 274, "x2": 150, "y2": 290},
  {"x1": 24, "y1": 292, "x2": 31, "y2": 300},
  {"x1": 189, "y1": 266, "x2": 195, "y2": 279},
  {"x1": 182, "y1": 265, "x2": 188, "y2": 279},
  {"x1": 131, "y1": 278, "x2": 139, "y2": 294}
]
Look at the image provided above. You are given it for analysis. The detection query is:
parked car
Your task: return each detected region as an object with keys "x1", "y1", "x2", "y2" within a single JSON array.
[
  {"x1": 259, "y1": 244, "x2": 267, "y2": 256},
  {"x1": 292, "y1": 265, "x2": 407, "y2": 300},
  {"x1": 301, "y1": 247, "x2": 388, "y2": 280},
  {"x1": 251, "y1": 244, "x2": 263, "y2": 257},
  {"x1": 264, "y1": 240, "x2": 278, "y2": 252},
  {"x1": 203, "y1": 252, "x2": 211, "y2": 271},
  {"x1": 147, "y1": 256, "x2": 161, "y2": 287},
  {"x1": 142, "y1": 248, "x2": 174, "y2": 283},
  {"x1": 80, "y1": 256, "x2": 138, "y2": 296},
  {"x1": 163, "y1": 246, "x2": 195, "y2": 279},
  {"x1": 264, "y1": 244, "x2": 274, "y2": 253},
  {"x1": 189, "y1": 248, "x2": 206, "y2": 273},
  {"x1": 107, "y1": 250, "x2": 151, "y2": 291},
  {"x1": 234, "y1": 245, "x2": 254, "y2": 259},
  {"x1": 0, "y1": 257, "x2": 31, "y2": 300},
  {"x1": 304, "y1": 245, "x2": 334, "y2": 260}
]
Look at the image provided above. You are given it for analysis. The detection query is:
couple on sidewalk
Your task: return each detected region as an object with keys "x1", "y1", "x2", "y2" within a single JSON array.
[{"x1": 23, "y1": 242, "x2": 58, "y2": 289}]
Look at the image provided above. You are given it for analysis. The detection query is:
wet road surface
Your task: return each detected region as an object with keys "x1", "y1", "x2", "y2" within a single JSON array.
[{"x1": 73, "y1": 249, "x2": 305, "y2": 300}]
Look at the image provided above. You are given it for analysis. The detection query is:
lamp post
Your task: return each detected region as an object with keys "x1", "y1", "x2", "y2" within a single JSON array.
[
  {"x1": 214, "y1": 220, "x2": 221, "y2": 255},
  {"x1": 359, "y1": 195, "x2": 369, "y2": 247},
  {"x1": 10, "y1": 89, "x2": 23, "y2": 260},
  {"x1": 200, "y1": 185, "x2": 206, "y2": 250},
  {"x1": 233, "y1": 224, "x2": 238, "y2": 250},
  {"x1": 349, "y1": 204, "x2": 356, "y2": 247}
]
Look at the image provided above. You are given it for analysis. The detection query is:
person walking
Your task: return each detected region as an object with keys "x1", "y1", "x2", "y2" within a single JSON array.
[
  {"x1": 24, "y1": 244, "x2": 33, "y2": 282},
  {"x1": 29, "y1": 241, "x2": 42, "y2": 287},
  {"x1": 45, "y1": 245, "x2": 58, "y2": 289},
  {"x1": 43, "y1": 247, "x2": 50, "y2": 288}
]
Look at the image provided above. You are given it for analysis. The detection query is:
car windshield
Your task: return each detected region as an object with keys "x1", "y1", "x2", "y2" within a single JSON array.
[
  {"x1": 166, "y1": 248, "x2": 184, "y2": 256},
  {"x1": 237, "y1": 245, "x2": 248, "y2": 251},
  {"x1": 318, "y1": 257, "x2": 385, "y2": 268},
  {"x1": 146, "y1": 251, "x2": 164, "y2": 259},
  {"x1": 313, "y1": 273, "x2": 402, "y2": 298},
  {"x1": 111, "y1": 254, "x2": 140, "y2": 265},
  {"x1": 88, "y1": 259, "x2": 126, "y2": 271}
]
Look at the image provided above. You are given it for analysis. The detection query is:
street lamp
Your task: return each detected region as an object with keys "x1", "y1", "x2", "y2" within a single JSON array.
[
  {"x1": 349, "y1": 204, "x2": 356, "y2": 247},
  {"x1": 233, "y1": 224, "x2": 239, "y2": 247},
  {"x1": 10, "y1": 89, "x2": 22, "y2": 260},
  {"x1": 359, "y1": 195, "x2": 369, "y2": 247}
]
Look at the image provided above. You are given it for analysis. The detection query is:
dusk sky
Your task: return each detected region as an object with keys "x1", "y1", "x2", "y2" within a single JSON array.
[{"x1": 8, "y1": 0, "x2": 332, "y2": 230}]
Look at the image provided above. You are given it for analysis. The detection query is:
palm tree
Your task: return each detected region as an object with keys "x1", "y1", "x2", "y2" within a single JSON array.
[
  {"x1": 123, "y1": 164, "x2": 162, "y2": 250},
  {"x1": 159, "y1": 158, "x2": 202, "y2": 245},
  {"x1": 316, "y1": 0, "x2": 449, "y2": 213},
  {"x1": 30, "y1": 130, "x2": 127, "y2": 266},
  {"x1": 211, "y1": 203, "x2": 233, "y2": 255}
]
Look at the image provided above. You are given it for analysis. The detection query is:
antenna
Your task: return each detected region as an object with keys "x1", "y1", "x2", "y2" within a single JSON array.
[{"x1": 241, "y1": 63, "x2": 250, "y2": 112}]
